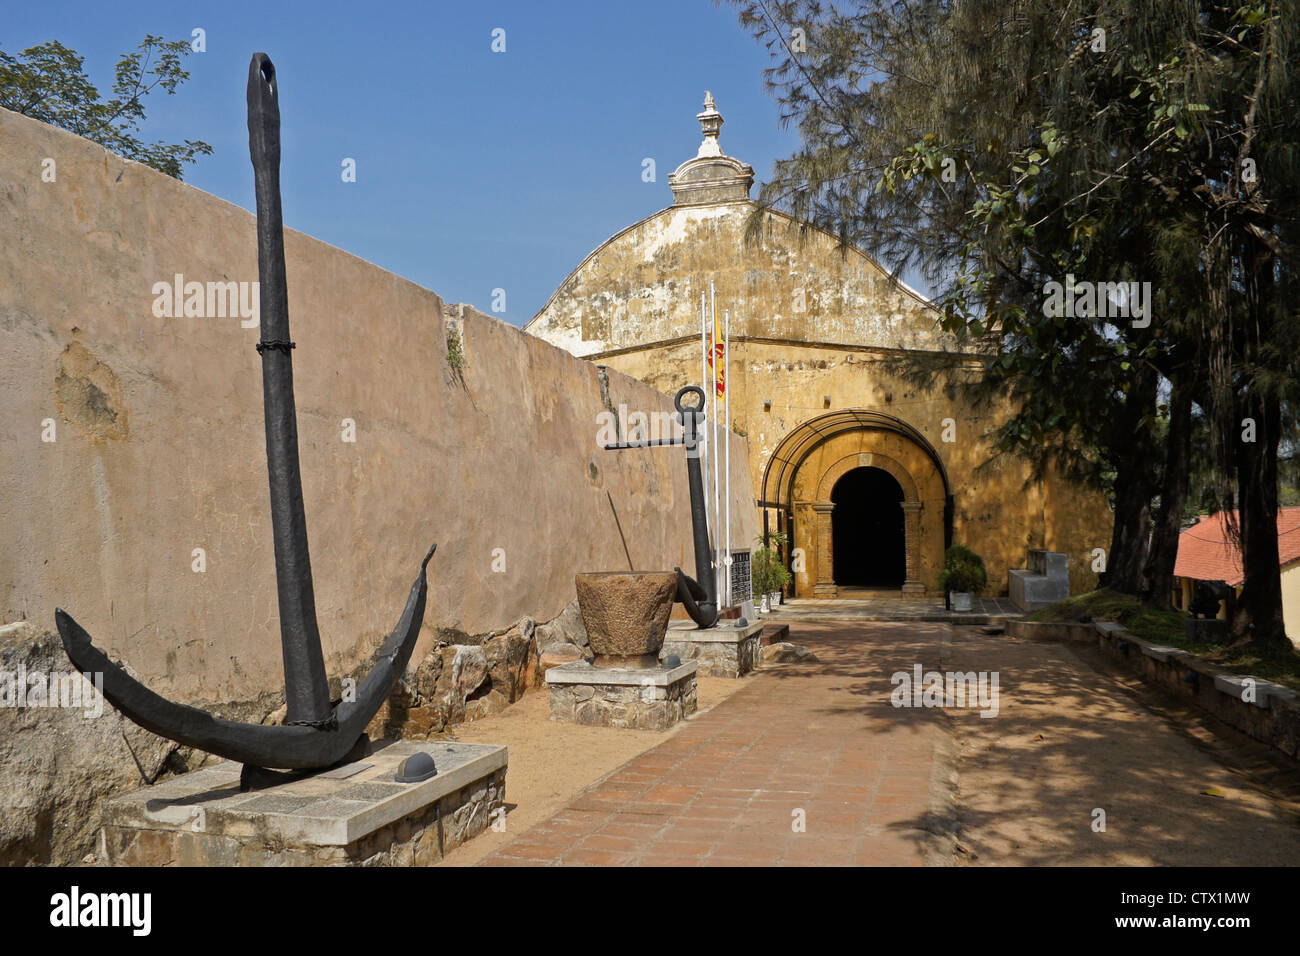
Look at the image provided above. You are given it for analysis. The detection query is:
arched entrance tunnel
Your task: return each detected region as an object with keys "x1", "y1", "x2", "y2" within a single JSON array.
[
  {"x1": 830, "y1": 466, "x2": 906, "y2": 588},
  {"x1": 759, "y1": 410, "x2": 957, "y2": 598}
]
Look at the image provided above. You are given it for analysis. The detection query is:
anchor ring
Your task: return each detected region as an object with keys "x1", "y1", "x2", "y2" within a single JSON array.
[{"x1": 674, "y1": 385, "x2": 706, "y2": 415}]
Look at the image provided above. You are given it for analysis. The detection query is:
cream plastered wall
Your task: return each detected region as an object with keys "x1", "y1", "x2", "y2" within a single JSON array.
[
  {"x1": 579, "y1": 336, "x2": 1112, "y2": 597},
  {"x1": 1283, "y1": 562, "x2": 1300, "y2": 640},
  {"x1": 0, "y1": 107, "x2": 757, "y2": 705},
  {"x1": 527, "y1": 194, "x2": 1113, "y2": 598},
  {"x1": 524, "y1": 201, "x2": 953, "y2": 357}
]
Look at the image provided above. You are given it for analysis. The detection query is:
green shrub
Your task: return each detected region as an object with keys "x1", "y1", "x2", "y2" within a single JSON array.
[
  {"x1": 446, "y1": 326, "x2": 466, "y2": 372},
  {"x1": 938, "y1": 544, "x2": 987, "y2": 594},
  {"x1": 752, "y1": 531, "x2": 792, "y2": 595}
]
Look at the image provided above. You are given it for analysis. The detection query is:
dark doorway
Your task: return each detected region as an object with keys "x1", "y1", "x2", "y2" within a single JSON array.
[{"x1": 831, "y1": 467, "x2": 906, "y2": 587}]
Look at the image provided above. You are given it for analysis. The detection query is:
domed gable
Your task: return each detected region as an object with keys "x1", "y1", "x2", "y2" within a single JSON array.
[{"x1": 524, "y1": 93, "x2": 953, "y2": 358}]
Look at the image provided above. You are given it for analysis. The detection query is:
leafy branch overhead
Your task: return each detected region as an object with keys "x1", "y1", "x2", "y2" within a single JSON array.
[
  {"x1": 729, "y1": 0, "x2": 1298, "y2": 653},
  {"x1": 0, "y1": 35, "x2": 212, "y2": 179}
]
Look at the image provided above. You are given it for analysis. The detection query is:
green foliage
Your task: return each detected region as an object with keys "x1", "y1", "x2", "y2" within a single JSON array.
[
  {"x1": 752, "y1": 531, "x2": 791, "y2": 595},
  {"x1": 937, "y1": 545, "x2": 987, "y2": 595},
  {"x1": 1030, "y1": 588, "x2": 1300, "y2": 690},
  {"x1": 446, "y1": 326, "x2": 466, "y2": 372},
  {"x1": 0, "y1": 36, "x2": 211, "y2": 179},
  {"x1": 728, "y1": 0, "x2": 1300, "y2": 643},
  {"x1": 1030, "y1": 588, "x2": 1187, "y2": 644},
  {"x1": 729, "y1": 0, "x2": 1299, "y2": 469}
]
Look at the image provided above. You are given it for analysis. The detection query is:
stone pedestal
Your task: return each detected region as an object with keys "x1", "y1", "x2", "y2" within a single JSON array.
[
  {"x1": 1009, "y1": 549, "x2": 1070, "y2": 611},
  {"x1": 97, "y1": 740, "x2": 507, "y2": 866},
  {"x1": 546, "y1": 660, "x2": 698, "y2": 730},
  {"x1": 661, "y1": 619, "x2": 763, "y2": 678}
]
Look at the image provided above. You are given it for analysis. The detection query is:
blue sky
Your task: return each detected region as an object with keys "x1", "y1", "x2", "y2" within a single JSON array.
[{"x1": 6, "y1": 0, "x2": 811, "y2": 324}]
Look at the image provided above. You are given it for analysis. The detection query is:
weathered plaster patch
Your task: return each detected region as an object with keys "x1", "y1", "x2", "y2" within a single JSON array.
[{"x1": 55, "y1": 341, "x2": 128, "y2": 441}]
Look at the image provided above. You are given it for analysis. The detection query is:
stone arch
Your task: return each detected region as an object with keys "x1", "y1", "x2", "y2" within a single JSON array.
[
  {"x1": 805, "y1": 453, "x2": 927, "y2": 597},
  {"x1": 816, "y1": 452, "x2": 919, "y2": 504},
  {"x1": 774, "y1": 417, "x2": 949, "y2": 600}
]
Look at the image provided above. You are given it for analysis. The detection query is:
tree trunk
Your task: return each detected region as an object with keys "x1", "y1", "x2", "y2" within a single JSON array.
[
  {"x1": 1232, "y1": 388, "x2": 1289, "y2": 652},
  {"x1": 1104, "y1": 367, "x2": 1158, "y2": 594},
  {"x1": 1141, "y1": 379, "x2": 1194, "y2": 609},
  {"x1": 1226, "y1": 230, "x2": 1291, "y2": 654}
]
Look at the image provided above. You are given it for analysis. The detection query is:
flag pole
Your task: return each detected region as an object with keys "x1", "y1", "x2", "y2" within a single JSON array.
[
  {"x1": 710, "y1": 281, "x2": 720, "y2": 608},
  {"x1": 699, "y1": 291, "x2": 708, "y2": 549},
  {"x1": 722, "y1": 310, "x2": 733, "y2": 608},
  {"x1": 724, "y1": 307, "x2": 732, "y2": 610}
]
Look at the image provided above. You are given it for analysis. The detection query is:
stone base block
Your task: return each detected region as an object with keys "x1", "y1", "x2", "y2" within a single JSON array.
[
  {"x1": 661, "y1": 619, "x2": 763, "y2": 678},
  {"x1": 546, "y1": 660, "x2": 698, "y2": 730},
  {"x1": 98, "y1": 740, "x2": 507, "y2": 866},
  {"x1": 1009, "y1": 568, "x2": 1069, "y2": 611},
  {"x1": 1009, "y1": 549, "x2": 1070, "y2": 611}
]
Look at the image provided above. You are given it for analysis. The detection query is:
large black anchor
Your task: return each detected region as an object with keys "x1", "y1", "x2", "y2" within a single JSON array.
[
  {"x1": 54, "y1": 53, "x2": 435, "y2": 784},
  {"x1": 602, "y1": 385, "x2": 719, "y2": 628}
]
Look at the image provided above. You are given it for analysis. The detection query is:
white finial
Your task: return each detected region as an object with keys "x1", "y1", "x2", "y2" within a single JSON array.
[{"x1": 696, "y1": 91, "x2": 724, "y2": 157}]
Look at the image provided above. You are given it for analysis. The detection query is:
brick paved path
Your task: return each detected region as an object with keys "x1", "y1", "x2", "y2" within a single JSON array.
[{"x1": 479, "y1": 622, "x2": 951, "y2": 866}]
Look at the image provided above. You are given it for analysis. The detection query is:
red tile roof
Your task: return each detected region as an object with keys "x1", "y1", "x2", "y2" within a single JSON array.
[{"x1": 1174, "y1": 507, "x2": 1300, "y2": 586}]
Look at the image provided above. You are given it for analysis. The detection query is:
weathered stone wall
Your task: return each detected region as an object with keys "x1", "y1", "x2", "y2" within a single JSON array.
[
  {"x1": 1008, "y1": 619, "x2": 1300, "y2": 761},
  {"x1": 0, "y1": 105, "x2": 760, "y2": 863},
  {"x1": 0, "y1": 621, "x2": 180, "y2": 866},
  {"x1": 581, "y1": 337, "x2": 1111, "y2": 596},
  {"x1": 525, "y1": 198, "x2": 1113, "y2": 598},
  {"x1": 525, "y1": 202, "x2": 949, "y2": 357},
  {"x1": 0, "y1": 105, "x2": 757, "y2": 699}
]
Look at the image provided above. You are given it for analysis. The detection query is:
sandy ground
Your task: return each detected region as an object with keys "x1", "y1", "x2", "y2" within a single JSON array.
[
  {"x1": 437, "y1": 674, "x2": 750, "y2": 866},
  {"x1": 945, "y1": 626, "x2": 1300, "y2": 865}
]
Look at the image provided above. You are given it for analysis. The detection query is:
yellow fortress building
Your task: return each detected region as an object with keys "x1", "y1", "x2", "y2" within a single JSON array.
[{"x1": 525, "y1": 94, "x2": 1111, "y2": 599}]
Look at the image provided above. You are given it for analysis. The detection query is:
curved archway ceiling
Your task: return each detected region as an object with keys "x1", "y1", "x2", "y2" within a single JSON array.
[{"x1": 758, "y1": 409, "x2": 953, "y2": 511}]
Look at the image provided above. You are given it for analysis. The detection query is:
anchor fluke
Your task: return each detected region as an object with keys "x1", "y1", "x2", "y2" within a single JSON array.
[{"x1": 54, "y1": 538, "x2": 436, "y2": 770}]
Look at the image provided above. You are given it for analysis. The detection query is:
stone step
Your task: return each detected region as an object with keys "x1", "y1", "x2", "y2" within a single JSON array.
[{"x1": 762, "y1": 623, "x2": 790, "y2": 646}]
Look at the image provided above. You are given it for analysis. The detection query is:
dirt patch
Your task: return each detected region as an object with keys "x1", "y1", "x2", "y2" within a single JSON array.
[{"x1": 437, "y1": 674, "x2": 748, "y2": 865}]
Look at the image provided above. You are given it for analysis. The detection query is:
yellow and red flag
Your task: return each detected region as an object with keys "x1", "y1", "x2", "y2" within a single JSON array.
[{"x1": 708, "y1": 310, "x2": 726, "y2": 397}]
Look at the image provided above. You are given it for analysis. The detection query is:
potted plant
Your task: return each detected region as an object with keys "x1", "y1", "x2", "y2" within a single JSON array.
[
  {"x1": 771, "y1": 558, "x2": 792, "y2": 608},
  {"x1": 754, "y1": 531, "x2": 790, "y2": 608},
  {"x1": 753, "y1": 532, "x2": 790, "y2": 612},
  {"x1": 752, "y1": 549, "x2": 774, "y2": 613},
  {"x1": 938, "y1": 545, "x2": 987, "y2": 612}
]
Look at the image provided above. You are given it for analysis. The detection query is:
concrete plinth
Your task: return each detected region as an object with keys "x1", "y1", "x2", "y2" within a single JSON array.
[
  {"x1": 546, "y1": 660, "x2": 698, "y2": 730},
  {"x1": 661, "y1": 619, "x2": 763, "y2": 678},
  {"x1": 98, "y1": 740, "x2": 507, "y2": 866},
  {"x1": 1009, "y1": 549, "x2": 1070, "y2": 611}
]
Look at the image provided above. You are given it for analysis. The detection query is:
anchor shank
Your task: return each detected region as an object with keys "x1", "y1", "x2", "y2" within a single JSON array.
[
  {"x1": 674, "y1": 387, "x2": 718, "y2": 627},
  {"x1": 683, "y1": 437, "x2": 719, "y2": 624},
  {"x1": 53, "y1": 53, "x2": 437, "y2": 771},
  {"x1": 247, "y1": 53, "x2": 331, "y2": 725}
]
